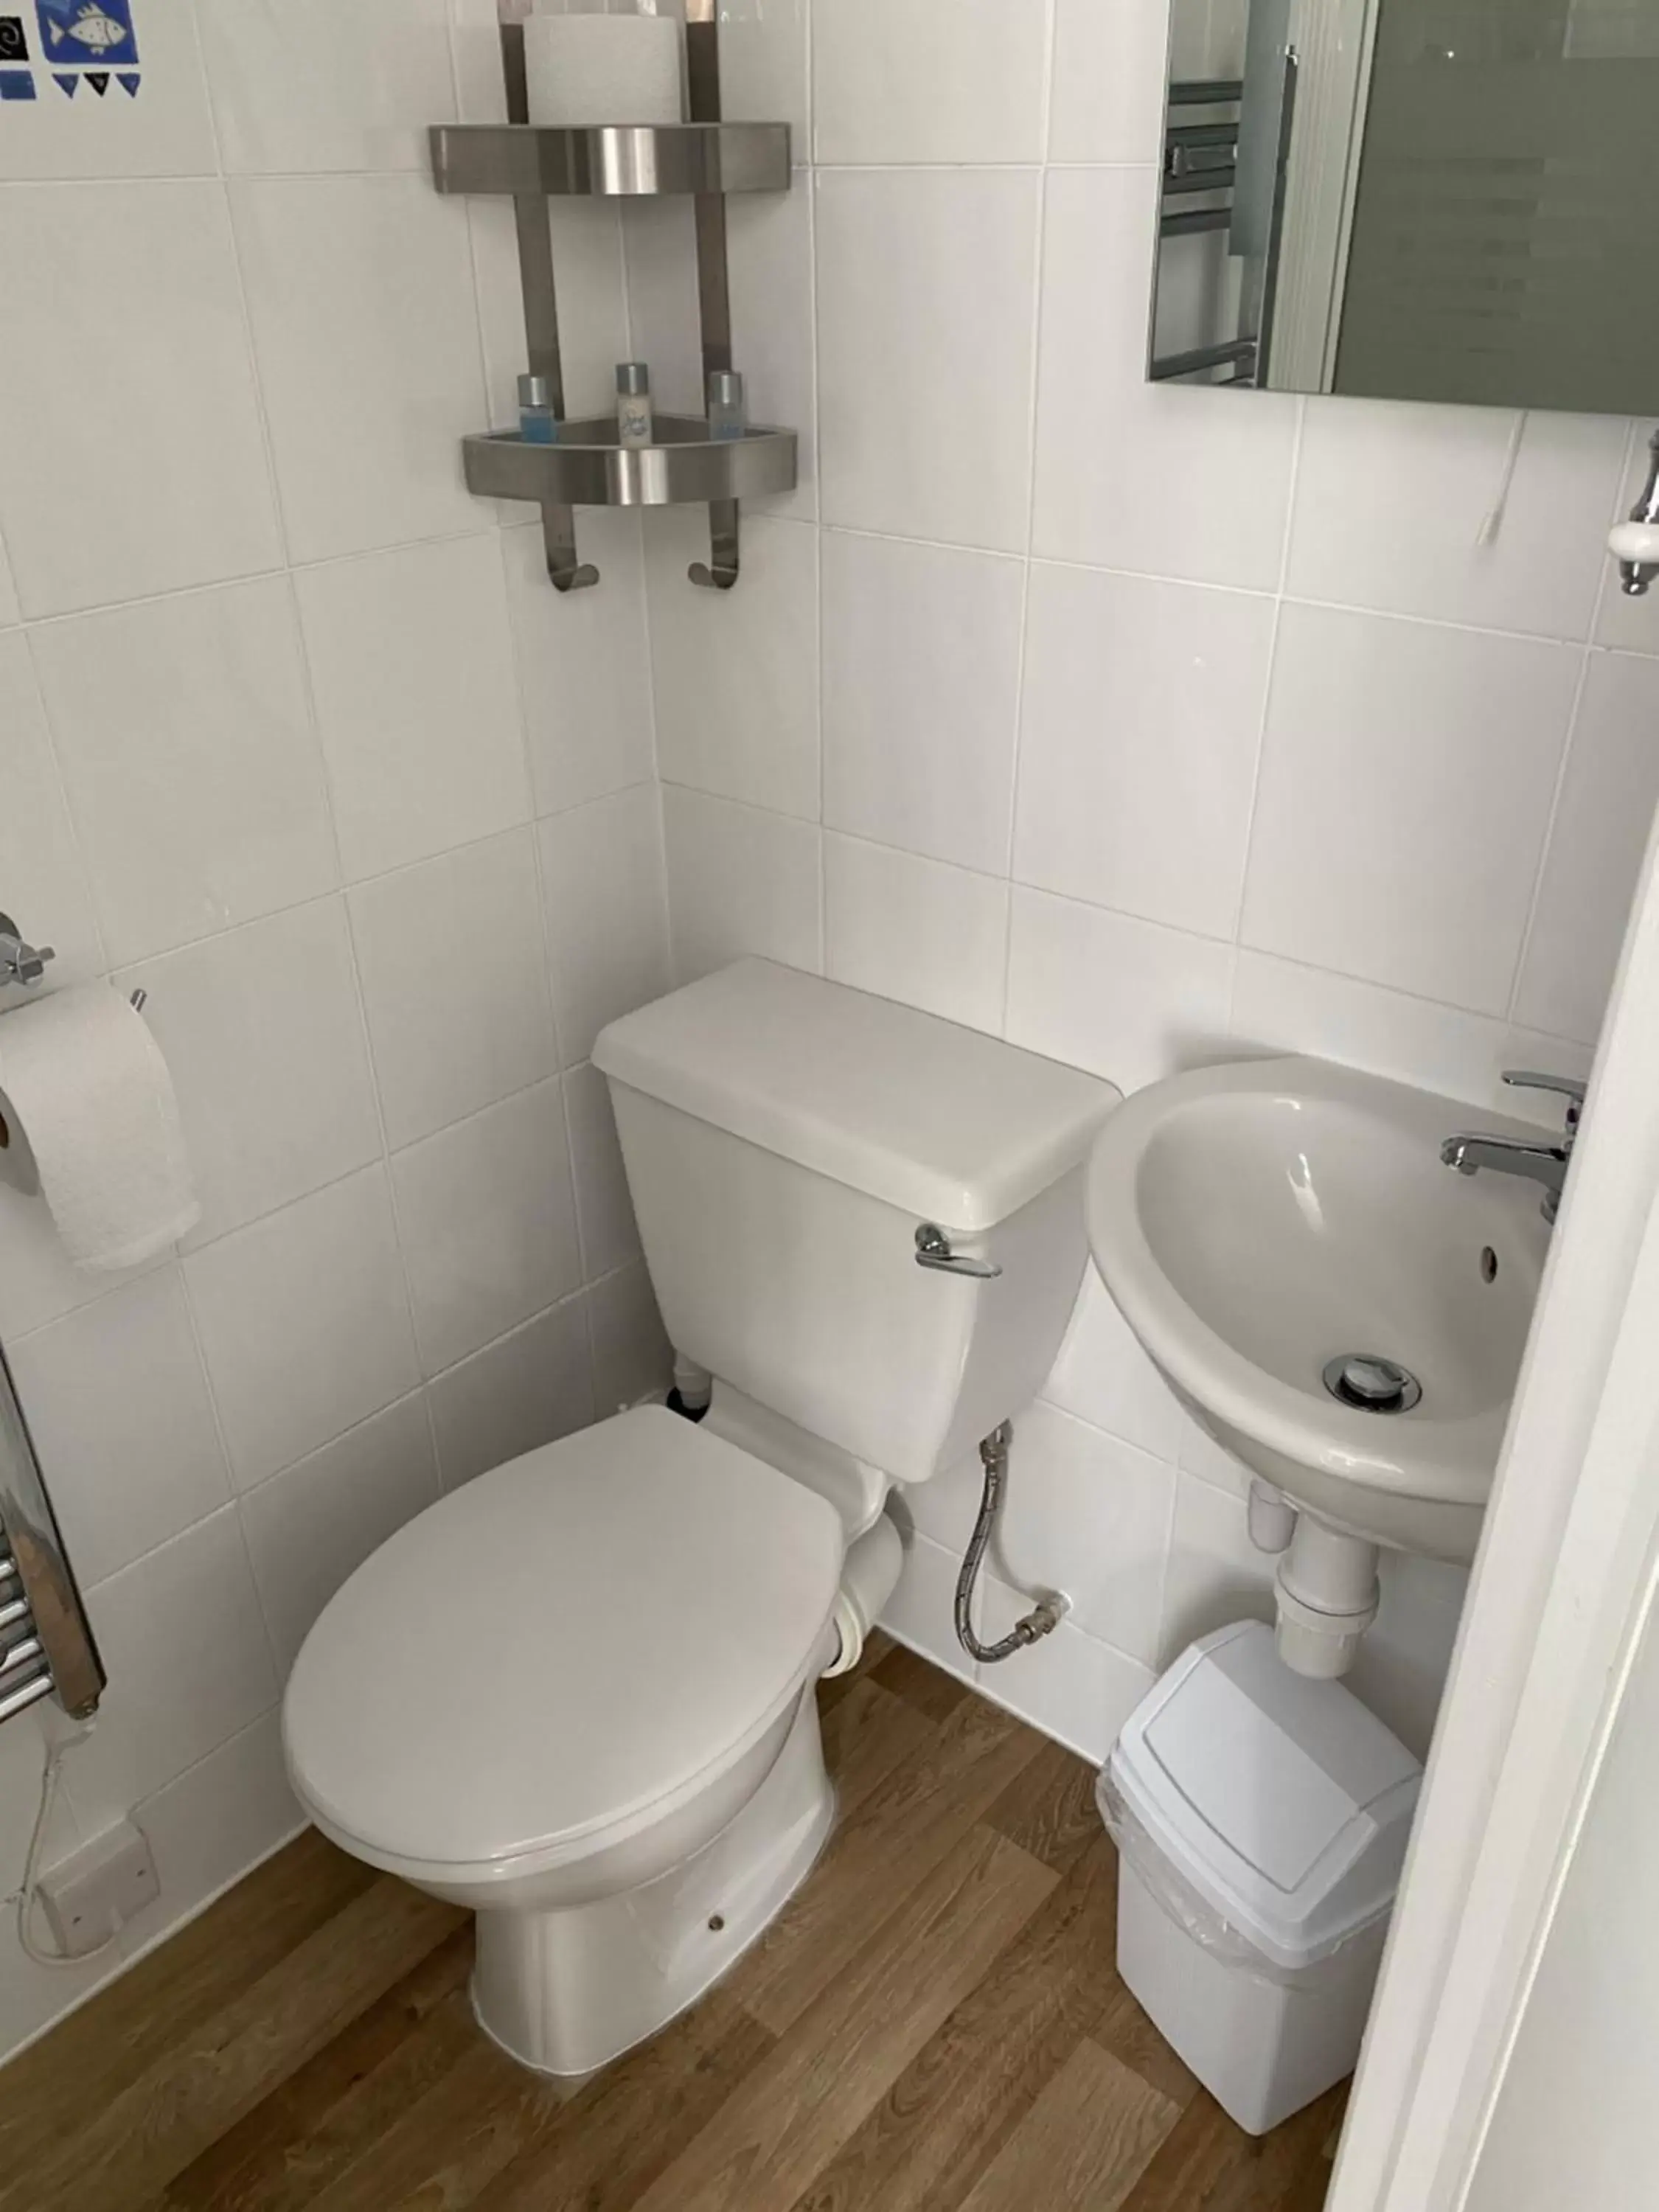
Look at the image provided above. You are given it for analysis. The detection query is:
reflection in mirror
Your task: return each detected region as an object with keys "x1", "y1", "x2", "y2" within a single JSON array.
[{"x1": 1150, "y1": 1, "x2": 1659, "y2": 415}]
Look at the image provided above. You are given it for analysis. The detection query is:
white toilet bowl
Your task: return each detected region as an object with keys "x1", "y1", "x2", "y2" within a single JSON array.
[
  {"x1": 285, "y1": 1406, "x2": 844, "y2": 2076},
  {"x1": 285, "y1": 959, "x2": 1120, "y2": 2078}
]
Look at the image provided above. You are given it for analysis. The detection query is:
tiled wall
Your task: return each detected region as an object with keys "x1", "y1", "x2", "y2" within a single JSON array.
[
  {"x1": 0, "y1": 2, "x2": 673, "y2": 2056},
  {"x1": 637, "y1": 0, "x2": 1659, "y2": 1768}
]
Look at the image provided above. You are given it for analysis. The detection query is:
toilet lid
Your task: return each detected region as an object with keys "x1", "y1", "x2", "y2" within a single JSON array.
[{"x1": 282, "y1": 1406, "x2": 844, "y2": 1877}]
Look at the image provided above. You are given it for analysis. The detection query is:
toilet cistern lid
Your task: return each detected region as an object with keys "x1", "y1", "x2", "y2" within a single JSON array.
[
  {"x1": 282, "y1": 1407, "x2": 844, "y2": 1880},
  {"x1": 594, "y1": 959, "x2": 1119, "y2": 1233}
]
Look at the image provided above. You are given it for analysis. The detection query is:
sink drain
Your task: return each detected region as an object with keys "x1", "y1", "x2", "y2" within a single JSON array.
[{"x1": 1323, "y1": 1354, "x2": 1422, "y2": 1415}]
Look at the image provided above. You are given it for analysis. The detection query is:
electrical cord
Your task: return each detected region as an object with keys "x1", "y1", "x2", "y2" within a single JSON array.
[
  {"x1": 16, "y1": 1726, "x2": 117, "y2": 1971},
  {"x1": 954, "y1": 1422, "x2": 1068, "y2": 1665}
]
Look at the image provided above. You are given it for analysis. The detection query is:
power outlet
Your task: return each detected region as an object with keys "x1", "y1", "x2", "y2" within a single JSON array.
[{"x1": 37, "y1": 1820, "x2": 159, "y2": 1958}]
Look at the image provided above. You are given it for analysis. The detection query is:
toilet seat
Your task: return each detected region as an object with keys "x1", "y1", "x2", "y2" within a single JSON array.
[{"x1": 282, "y1": 1405, "x2": 844, "y2": 1891}]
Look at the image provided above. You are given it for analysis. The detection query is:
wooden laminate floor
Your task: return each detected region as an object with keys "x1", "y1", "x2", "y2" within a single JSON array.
[{"x1": 0, "y1": 1637, "x2": 1347, "y2": 2212}]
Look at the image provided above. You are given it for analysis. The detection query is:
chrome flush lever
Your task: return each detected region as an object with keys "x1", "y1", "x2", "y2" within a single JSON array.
[{"x1": 914, "y1": 1224, "x2": 1002, "y2": 1280}]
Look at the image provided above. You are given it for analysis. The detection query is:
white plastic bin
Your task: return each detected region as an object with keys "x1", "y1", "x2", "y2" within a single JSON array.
[{"x1": 1100, "y1": 1621, "x2": 1422, "y2": 2136}]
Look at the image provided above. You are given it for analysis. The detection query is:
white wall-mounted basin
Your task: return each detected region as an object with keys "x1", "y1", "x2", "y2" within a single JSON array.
[{"x1": 1087, "y1": 1057, "x2": 1552, "y2": 1672}]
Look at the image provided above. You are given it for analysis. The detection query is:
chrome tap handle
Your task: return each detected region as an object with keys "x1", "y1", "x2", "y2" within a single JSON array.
[
  {"x1": 1503, "y1": 1070, "x2": 1586, "y2": 1140},
  {"x1": 914, "y1": 1224, "x2": 1002, "y2": 1280}
]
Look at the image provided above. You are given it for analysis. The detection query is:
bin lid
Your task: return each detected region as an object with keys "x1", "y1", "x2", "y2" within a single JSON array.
[{"x1": 1108, "y1": 1621, "x2": 1422, "y2": 1971}]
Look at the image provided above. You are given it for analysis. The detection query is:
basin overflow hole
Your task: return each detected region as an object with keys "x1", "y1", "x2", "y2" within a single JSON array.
[{"x1": 1481, "y1": 1245, "x2": 1498, "y2": 1284}]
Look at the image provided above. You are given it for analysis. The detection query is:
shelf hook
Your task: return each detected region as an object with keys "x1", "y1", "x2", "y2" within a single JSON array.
[
  {"x1": 543, "y1": 503, "x2": 599, "y2": 594},
  {"x1": 688, "y1": 498, "x2": 740, "y2": 591}
]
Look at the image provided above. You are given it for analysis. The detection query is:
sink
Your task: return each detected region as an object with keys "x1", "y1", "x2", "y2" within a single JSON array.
[{"x1": 1086, "y1": 1056, "x2": 1551, "y2": 1673}]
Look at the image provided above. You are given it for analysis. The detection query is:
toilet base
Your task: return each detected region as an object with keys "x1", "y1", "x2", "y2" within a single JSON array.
[{"x1": 470, "y1": 1688, "x2": 835, "y2": 2076}]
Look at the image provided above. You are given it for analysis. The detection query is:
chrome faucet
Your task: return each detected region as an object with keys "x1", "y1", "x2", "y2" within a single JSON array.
[{"x1": 1441, "y1": 1071, "x2": 1585, "y2": 1225}]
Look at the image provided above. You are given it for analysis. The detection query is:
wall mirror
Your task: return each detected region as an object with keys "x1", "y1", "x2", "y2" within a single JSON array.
[{"x1": 1150, "y1": 0, "x2": 1658, "y2": 414}]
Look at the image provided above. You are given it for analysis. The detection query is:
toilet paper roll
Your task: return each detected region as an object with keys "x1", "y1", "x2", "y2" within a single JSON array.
[
  {"x1": 524, "y1": 13, "x2": 685, "y2": 127},
  {"x1": 0, "y1": 985, "x2": 199, "y2": 1272}
]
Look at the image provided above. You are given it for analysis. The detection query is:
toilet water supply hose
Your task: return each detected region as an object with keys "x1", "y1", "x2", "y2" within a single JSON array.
[{"x1": 954, "y1": 1422, "x2": 1068, "y2": 1664}]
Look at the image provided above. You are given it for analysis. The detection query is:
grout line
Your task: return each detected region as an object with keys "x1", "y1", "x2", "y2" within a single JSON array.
[
  {"x1": 1500, "y1": 642, "x2": 1595, "y2": 1029},
  {"x1": 1223, "y1": 396, "x2": 1307, "y2": 1029}
]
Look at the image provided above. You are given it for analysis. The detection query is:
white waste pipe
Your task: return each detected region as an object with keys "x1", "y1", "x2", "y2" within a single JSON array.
[{"x1": 822, "y1": 1512, "x2": 903, "y2": 1677}]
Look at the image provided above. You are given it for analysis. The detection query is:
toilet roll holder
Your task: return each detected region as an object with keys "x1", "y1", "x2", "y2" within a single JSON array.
[
  {"x1": 0, "y1": 913, "x2": 52, "y2": 991},
  {"x1": 0, "y1": 912, "x2": 145, "y2": 1013}
]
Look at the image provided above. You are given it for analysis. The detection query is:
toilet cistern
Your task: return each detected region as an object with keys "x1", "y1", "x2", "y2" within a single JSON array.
[{"x1": 1441, "y1": 1070, "x2": 1585, "y2": 1225}]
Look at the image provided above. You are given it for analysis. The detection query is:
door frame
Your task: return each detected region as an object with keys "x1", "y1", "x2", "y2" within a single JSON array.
[{"x1": 1329, "y1": 804, "x2": 1659, "y2": 2211}]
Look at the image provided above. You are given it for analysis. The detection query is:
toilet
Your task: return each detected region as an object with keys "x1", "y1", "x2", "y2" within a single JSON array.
[{"x1": 283, "y1": 959, "x2": 1117, "y2": 2076}]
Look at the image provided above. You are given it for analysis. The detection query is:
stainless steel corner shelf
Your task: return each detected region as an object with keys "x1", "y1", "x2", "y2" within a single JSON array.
[
  {"x1": 465, "y1": 420, "x2": 797, "y2": 509},
  {"x1": 437, "y1": 13, "x2": 796, "y2": 593},
  {"x1": 430, "y1": 120, "x2": 790, "y2": 200}
]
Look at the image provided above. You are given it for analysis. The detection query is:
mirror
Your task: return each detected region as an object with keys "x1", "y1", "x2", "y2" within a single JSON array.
[{"x1": 1150, "y1": 1, "x2": 1658, "y2": 414}]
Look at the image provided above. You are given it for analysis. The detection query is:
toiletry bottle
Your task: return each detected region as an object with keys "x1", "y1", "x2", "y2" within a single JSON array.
[
  {"x1": 518, "y1": 372, "x2": 557, "y2": 447},
  {"x1": 708, "y1": 369, "x2": 747, "y2": 441},
  {"x1": 616, "y1": 362, "x2": 654, "y2": 449}
]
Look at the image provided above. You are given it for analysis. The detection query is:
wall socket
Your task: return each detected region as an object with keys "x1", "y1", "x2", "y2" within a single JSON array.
[{"x1": 37, "y1": 1820, "x2": 159, "y2": 1958}]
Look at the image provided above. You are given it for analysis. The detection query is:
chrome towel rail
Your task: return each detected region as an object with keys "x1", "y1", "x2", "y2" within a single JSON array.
[{"x1": 0, "y1": 1340, "x2": 103, "y2": 1729}]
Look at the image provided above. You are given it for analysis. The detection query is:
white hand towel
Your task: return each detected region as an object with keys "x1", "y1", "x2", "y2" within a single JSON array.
[{"x1": 0, "y1": 985, "x2": 199, "y2": 1272}]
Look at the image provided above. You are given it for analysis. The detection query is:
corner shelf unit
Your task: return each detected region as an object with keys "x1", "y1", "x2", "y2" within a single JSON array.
[{"x1": 429, "y1": 21, "x2": 797, "y2": 594}]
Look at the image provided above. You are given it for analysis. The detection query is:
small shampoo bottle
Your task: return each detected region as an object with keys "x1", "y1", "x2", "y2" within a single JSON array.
[
  {"x1": 616, "y1": 362, "x2": 654, "y2": 449},
  {"x1": 518, "y1": 373, "x2": 557, "y2": 446}
]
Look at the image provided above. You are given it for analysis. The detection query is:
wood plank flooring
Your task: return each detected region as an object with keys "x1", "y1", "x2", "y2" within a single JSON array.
[{"x1": 0, "y1": 1637, "x2": 1349, "y2": 2212}]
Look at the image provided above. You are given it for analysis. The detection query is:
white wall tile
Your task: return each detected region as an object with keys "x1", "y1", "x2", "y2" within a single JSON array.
[
  {"x1": 727, "y1": 187, "x2": 816, "y2": 522},
  {"x1": 0, "y1": 1712, "x2": 81, "y2": 1905},
  {"x1": 718, "y1": 0, "x2": 808, "y2": 136},
  {"x1": 428, "y1": 1295, "x2": 594, "y2": 1489},
  {"x1": 1033, "y1": 169, "x2": 1298, "y2": 588},
  {"x1": 203, "y1": 0, "x2": 457, "y2": 174},
  {"x1": 297, "y1": 534, "x2": 529, "y2": 882},
  {"x1": 240, "y1": 1397, "x2": 439, "y2": 1677},
  {"x1": 538, "y1": 785, "x2": 672, "y2": 1065},
  {"x1": 1048, "y1": 0, "x2": 1169, "y2": 164},
  {"x1": 0, "y1": 1183, "x2": 161, "y2": 1347},
  {"x1": 897, "y1": 1450, "x2": 985, "y2": 1559},
  {"x1": 883, "y1": 1528, "x2": 975, "y2": 1683},
  {"x1": 1287, "y1": 404, "x2": 1627, "y2": 641},
  {"x1": 822, "y1": 531, "x2": 1023, "y2": 875},
  {"x1": 1015, "y1": 565, "x2": 1273, "y2": 939},
  {"x1": 128, "y1": 1713, "x2": 301, "y2": 1947},
  {"x1": 619, "y1": 201, "x2": 705, "y2": 417},
  {"x1": 184, "y1": 1166, "x2": 420, "y2": 1490},
  {"x1": 1177, "y1": 1412, "x2": 1254, "y2": 1501},
  {"x1": 1157, "y1": 1471, "x2": 1275, "y2": 1668},
  {"x1": 0, "y1": 634, "x2": 101, "y2": 1011},
  {"x1": 816, "y1": 169, "x2": 1040, "y2": 552},
  {"x1": 975, "y1": 1599, "x2": 1158, "y2": 1768},
  {"x1": 1229, "y1": 953, "x2": 1518, "y2": 1119},
  {"x1": 661, "y1": 786, "x2": 822, "y2": 983},
  {"x1": 1040, "y1": 1270, "x2": 1185, "y2": 1464},
  {"x1": 1006, "y1": 886, "x2": 1234, "y2": 1095},
  {"x1": 0, "y1": 183, "x2": 279, "y2": 618},
  {"x1": 0, "y1": 5, "x2": 216, "y2": 181},
  {"x1": 1240, "y1": 605, "x2": 1579, "y2": 1013},
  {"x1": 0, "y1": 532, "x2": 18, "y2": 627},
  {"x1": 813, "y1": 0, "x2": 1050, "y2": 166},
  {"x1": 1350, "y1": 1555, "x2": 1470, "y2": 1763},
  {"x1": 564, "y1": 1062, "x2": 641, "y2": 1284},
  {"x1": 232, "y1": 178, "x2": 486, "y2": 564},
  {"x1": 70, "y1": 1510, "x2": 277, "y2": 1824},
  {"x1": 824, "y1": 836, "x2": 1009, "y2": 1035},
  {"x1": 988, "y1": 1402, "x2": 1175, "y2": 1666},
  {"x1": 647, "y1": 512, "x2": 820, "y2": 820},
  {"x1": 588, "y1": 1261, "x2": 673, "y2": 1415},
  {"x1": 392, "y1": 1079, "x2": 581, "y2": 1376},
  {"x1": 34, "y1": 579, "x2": 337, "y2": 967},
  {"x1": 123, "y1": 900, "x2": 381, "y2": 1247},
  {"x1": 1514, "y1": 652, "x2": 1659, "y2": 1046},
  {"x1": 349, "y1": 828, "x2": 556, "y2": 1151},
  {"x1": 471, "y1": 199, "x2": 630, "y2": 430},
  {"x1": 9, "y1": 1270, "x2": 229, "y2": 1591},
  {"x1": 505, "y1": 515, "x2": 655, "y2": 817}
]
